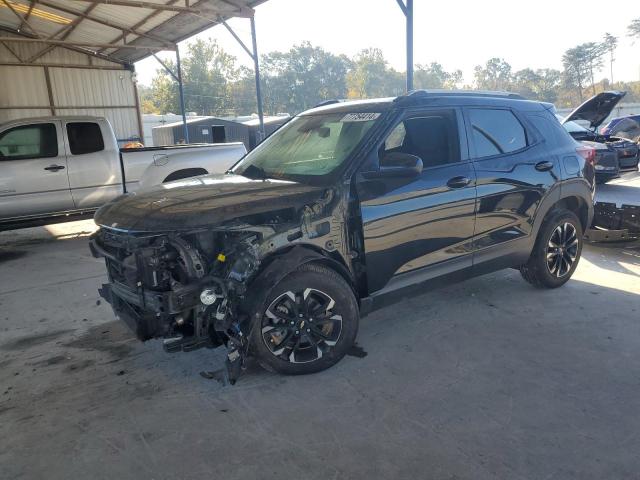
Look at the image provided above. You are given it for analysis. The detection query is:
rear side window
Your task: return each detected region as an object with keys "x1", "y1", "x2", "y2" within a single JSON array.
[
  {"x1": 67, "y1": 122, "x2": 104, "y2": 155},
  {"x1": 468, "y1": 109, "x2": 527, "y2": 158},
  {"x1": 0, "y1": 123, "x2": 58, "y2": 160}
]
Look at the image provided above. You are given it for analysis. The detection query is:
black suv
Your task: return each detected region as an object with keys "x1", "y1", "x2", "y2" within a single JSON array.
[{"x1": 91, "y1": 90, "x2": 595, "y2": 381}]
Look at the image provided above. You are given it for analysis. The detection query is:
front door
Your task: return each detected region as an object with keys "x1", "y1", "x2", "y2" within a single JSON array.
[
  {"x1": 0, "y1": 121, "x2": 73, "y2": 220},
  {"x1": 355, "y1": 108, "x2": 477, "y2": 294}
]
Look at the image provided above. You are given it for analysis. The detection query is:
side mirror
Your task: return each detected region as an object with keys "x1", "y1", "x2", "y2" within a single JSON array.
[{"x1": 362, "y1": 152, "x2": 423, "y2": 179}]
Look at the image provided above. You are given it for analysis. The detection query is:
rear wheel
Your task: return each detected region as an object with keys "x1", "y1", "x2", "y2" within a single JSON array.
[
  {"x1": 520, "y1": 209, "x2": 583, "y2": 289},
  {"x1": 250, "y1": 263, "x2": 359, "y2": 375}
]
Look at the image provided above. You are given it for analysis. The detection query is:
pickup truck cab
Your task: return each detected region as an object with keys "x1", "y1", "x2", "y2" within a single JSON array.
[
  {"x1": 0, "y1": 116, "x2": 246, "y2": 228},
  {"x1": 91, "y1": 91, "x2": 595, "y2": 382}
]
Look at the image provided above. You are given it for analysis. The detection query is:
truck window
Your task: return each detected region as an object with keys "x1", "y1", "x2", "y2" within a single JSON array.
[
  {"x1": 67, "y1": 122, "x2": 105, "y2": 155},
  {"x1": 468, "y1": 109, "x2": 527, "y2": 158},
  {"x1": 0, "y1": 123, "x2": 58, "y2": 161}
]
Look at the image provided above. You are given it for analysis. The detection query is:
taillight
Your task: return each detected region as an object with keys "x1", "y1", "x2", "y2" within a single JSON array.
[{"x1": 576, "y1": 145, "x2": 596, "y2": 165}]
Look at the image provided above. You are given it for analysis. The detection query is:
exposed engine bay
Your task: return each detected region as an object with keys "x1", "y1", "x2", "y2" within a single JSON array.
[{"x1": 90, "y1": 187, "x2": 357, "y2": 383}]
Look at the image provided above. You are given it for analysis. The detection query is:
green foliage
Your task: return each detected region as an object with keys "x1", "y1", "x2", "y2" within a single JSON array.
[
  {"x1": 474, "y1": 58, "x2": 512, "y2": 91},
  {"x1": 144, "y1": 38, "x2": 640, "y2": 117}
]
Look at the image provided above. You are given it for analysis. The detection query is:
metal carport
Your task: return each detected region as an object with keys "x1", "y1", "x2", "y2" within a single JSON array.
[{"x1": 1, "y1": 0, "x2": 415, "y2": 144}]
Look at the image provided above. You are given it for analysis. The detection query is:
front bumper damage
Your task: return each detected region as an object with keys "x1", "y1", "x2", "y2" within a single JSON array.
[{"x1": 89, "y1": 188, "x2": 352, "y2": 383}]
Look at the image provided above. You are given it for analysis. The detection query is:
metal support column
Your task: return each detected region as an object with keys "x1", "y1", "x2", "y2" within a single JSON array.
[
  {"x1": 250, "y1": 16, "x2": 265, "y2": 142},
  {"x1": 220, "y1": 14, "x2": 265, "y2": 143},
  {"x1": 175, "y1": 44, "x2": 189, "y2": 143},
  {"x1": 406, "y1": 0, "x2": 413, "y2": 92},
  {"x1": 396, "y1": 0, "x2": 414, "y2": 92}
]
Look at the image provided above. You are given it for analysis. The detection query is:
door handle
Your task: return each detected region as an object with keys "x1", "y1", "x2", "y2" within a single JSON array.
[
  {"x1": 447, "y1": 176, "x2": 471, "y2": 188},
  {"x1": 44, "y1": 164, "x2": 65, "y2": 172},
  {"x1": 535, "y1": 161, "x2": 554, "y2": 172}
]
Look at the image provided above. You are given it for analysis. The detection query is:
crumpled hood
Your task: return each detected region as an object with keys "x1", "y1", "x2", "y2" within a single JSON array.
[
  {"x1": 94, "y1": 173, "x2": 324, "y2": 232},
  {"x1": 563, "y1": 91, "x2": 626, "y2": 130}
]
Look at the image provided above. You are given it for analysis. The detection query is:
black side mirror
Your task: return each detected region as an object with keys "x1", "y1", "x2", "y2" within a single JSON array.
[{"x1": 362, "y1": 152, "x2": 423, "y2": 179}]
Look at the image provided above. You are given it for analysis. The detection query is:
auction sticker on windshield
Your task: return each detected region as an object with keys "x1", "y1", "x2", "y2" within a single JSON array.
[{"x1": 341, "y1": 113, "x2": 381, "y2": 122}]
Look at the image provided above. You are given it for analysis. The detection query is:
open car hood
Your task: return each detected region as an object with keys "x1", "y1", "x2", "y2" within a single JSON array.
[{"x1": 563, "y1": 91, "x2": 626, "y2": 130}]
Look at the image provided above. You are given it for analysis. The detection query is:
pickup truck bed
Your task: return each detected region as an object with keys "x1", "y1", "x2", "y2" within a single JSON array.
[{"x1": 0, "y1": 116, "x2": 246, "y2": 229}]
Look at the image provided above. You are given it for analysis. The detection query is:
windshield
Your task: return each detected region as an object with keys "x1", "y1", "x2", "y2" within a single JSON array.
[{"x1": 232, "y1": 112, "x2": 380, "y2": 183}]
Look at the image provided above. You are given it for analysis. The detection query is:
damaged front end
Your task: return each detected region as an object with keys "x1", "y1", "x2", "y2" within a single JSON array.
[{"x1": 90, "y1": 187, "x2": 353, "y2": 383}]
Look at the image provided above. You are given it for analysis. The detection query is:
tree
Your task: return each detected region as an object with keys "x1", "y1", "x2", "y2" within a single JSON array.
[
  {"x1": 151, "y1": 66, "x2": 178, "y2": 114},
  {"x1": 473, "y1": 58, "x2": 512, "y2": 91},
  {"x1": 414, "y1": 62, "x2": 462, "y2": 89},
  {"x1": 602, "y1": 33, "x2": 618, "y2": 83},
  {"x1": 629, "y1": 18, "x2": 640, "y2": 39},
  {"x1": 562, "y1": 46, "x2": 590, "y2": 102},
  {"x1": 259, "y1": 42, "x2": 352, "y2": 114},
  {"x1": 346, "y1": 48, "x2": 403, "y2": 99},
  {"x1": 582, "y1": 42, "x2": 605, "y2": 95}
]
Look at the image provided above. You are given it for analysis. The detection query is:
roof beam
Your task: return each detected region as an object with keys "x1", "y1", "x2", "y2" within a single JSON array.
[
  {"x1": 0, "y1": 35, "x2": 175, "y2": 50},
  {"x1": 26, "y1": 2, "x2": 98, "y2": 63},
  {"x1": 96, "y1": 0, "x2": 179, "y2": 54},
  {"x1": 1, "y1": 0, "x2": 41, "y2": 37},
  {"x1": 66, "y1": 0, "x2": 254, "y2": 18},
  {"x1": 0, "y1": 39, "x2": 23, "y2": 61},
  {"x1": 34, "y1": 0, "x2": 174, "y2": 47}
]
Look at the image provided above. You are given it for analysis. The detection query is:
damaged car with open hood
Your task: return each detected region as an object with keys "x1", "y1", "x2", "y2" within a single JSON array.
[
  {"x1": 91, "y1": 91, "x2": 595, "y2": 382},
  {"x1": 559, "y1": 91, "x2": 639, "y2": 182}
]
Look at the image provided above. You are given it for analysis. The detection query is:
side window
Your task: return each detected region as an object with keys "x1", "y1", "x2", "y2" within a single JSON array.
[
  {"x1": 468, "y1": 109, "x2": 527, "y2": 158},
  {"x1": 380, "y1": 110, "x2": 460, "y2": 168},
  {"x1": 0, "y1": 124, "x2": 58, "y2": 160},
  {"x1": 67, "y1": 122, "x2": 104, "y2": 155}
]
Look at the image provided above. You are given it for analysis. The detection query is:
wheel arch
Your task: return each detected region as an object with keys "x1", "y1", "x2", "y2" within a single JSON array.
[
  {"x1": 553, "y1": 195, "x2": 590, "y2": 231},
  {"x1": 242, "y1": 245, "x2": 358, "y2": 318}
]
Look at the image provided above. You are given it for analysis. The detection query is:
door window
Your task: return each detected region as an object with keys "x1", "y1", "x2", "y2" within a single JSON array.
[
  {"x1": 66, "y1": 122, "x2": 104, "y2": 155},
  {"x1": 0, "y1": 124, "x2": 58, "y2": 160},
  {"x1": 468, "y1": 109, "x2": 527, "y2": 158},
  {"x1": 380, "y1": 111, "x2": 460, "y2": 168}
]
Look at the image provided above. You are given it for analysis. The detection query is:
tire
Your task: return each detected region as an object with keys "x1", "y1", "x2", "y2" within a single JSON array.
[
  {"x1": 520, "y1": 209, "x2": 583, "y2": 289},
  {"x1": 250, "y1": 263, "x2": 359, "y2": 375}
]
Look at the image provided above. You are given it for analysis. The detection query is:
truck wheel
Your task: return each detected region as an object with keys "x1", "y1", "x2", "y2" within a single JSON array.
[
  {"x1": 520, "y1": 209, "x2": 583, "y2": 289},
  {"x1": 250, "y1": 263, "x2": 359, "y2": 375}
]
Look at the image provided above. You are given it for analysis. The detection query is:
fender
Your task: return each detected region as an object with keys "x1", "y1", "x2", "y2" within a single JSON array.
[{"x1": 241, "y1": 245, "x2": 355, "y2": 319}]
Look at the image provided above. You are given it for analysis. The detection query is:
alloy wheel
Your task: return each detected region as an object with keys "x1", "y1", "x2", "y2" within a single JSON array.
[
  {"x1": 546, "y1": 222, "x2": 579, "y2": 278},
  {"x1": 261, "y1": 288, "x2": 342, "y2": 363}
]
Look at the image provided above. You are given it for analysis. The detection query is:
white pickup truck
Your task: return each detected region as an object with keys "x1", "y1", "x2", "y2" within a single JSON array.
[{"x1": 0, "y1": 116, "x2": 246, "y2": 229}]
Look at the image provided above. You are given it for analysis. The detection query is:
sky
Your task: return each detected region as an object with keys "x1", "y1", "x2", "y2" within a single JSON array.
[{"x1": 135, "y1": 0, "x2": 640, "y2": 87}]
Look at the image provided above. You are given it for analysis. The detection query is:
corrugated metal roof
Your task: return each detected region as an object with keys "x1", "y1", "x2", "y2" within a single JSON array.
[{"x1": 0, "y1": 0, "x2": 268, "y2": 65}]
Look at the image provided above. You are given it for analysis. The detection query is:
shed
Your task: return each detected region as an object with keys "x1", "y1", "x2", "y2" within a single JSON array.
[
  {"x1": 152, "y1": 114, "x2": 289, "y2": 150},
  {"x1": 0, "y1": 0, "x2": 268, "y2": 146}
]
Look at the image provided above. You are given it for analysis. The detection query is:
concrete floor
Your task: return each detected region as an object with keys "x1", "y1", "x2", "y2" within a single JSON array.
[{"x1": 1, "y1": 220, "x2": 639, "y2": 480}]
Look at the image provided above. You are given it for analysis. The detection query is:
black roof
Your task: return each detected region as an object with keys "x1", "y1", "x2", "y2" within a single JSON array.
[{"x1": 302, "y1": 90, "x2": 545, "y2": 116}]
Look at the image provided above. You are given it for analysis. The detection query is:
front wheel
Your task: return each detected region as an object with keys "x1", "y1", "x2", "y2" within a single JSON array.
[
  {"x1": 520, "y1": 209, "x2": 583, "y2": 289},
  {"x1": 250, "y1": 263, "x2": 359, "y2": 375}
]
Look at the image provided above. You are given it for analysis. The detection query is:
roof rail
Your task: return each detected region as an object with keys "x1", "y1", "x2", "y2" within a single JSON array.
[
  {"x1": 313, "y1": 99, "x2": 343, "y2": 108},
  {"x1": 394, "y1": 89, "x2": 525, "y2": 106}
]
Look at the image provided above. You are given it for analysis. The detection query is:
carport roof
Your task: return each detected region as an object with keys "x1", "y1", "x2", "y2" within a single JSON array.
[{"x1": 0, "y1": 0, "x2": 267, "y2": 64}]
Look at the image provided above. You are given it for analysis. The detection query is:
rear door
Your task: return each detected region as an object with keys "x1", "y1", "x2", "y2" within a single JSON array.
[
  {"x1": 356, "y1": 108, "x2": 477, "y2": 294},
  {"x1": 0, "y1": 120, "x2": 74, "y2": 220},
  {"x1": 464, "y1": 107, "x2": 558, "y2": 267},
  {"x1": 63, "y1": 120, "x2": 121, "y2": 209}
]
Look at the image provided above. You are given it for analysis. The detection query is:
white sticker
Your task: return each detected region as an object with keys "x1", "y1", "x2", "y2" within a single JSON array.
[{"x1": 341, "y1": 112, "x2": 381, "y2": 122}]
